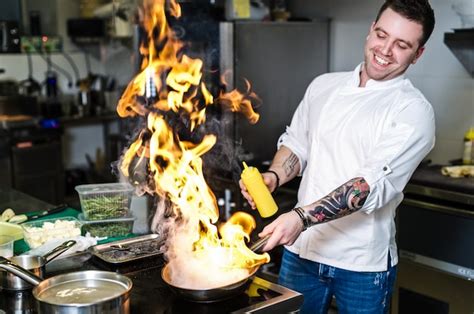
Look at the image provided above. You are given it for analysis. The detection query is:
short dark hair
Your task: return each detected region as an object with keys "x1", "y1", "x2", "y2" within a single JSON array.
[{"x1": 375, "y1": 0, "x2": 435, "y2": 47}]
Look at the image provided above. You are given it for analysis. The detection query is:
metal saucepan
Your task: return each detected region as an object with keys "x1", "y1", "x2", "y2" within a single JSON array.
[
  {"x1": 0, "y1": 257, "x2": 133, "y2": 314},
  {"x1": 161, "y1": 264, "x2": 259, "y2": 303},
  {"x1": 0, "y1": 240, "x2": 76, "y2": 290}
]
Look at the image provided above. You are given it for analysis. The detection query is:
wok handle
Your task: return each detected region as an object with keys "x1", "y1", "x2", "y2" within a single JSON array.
[
  {"x1": 0, "y1": 257, "x2": 43, "y2": 286},
  {"x1": 250, "y1": 235, "x2": 271, "y2": 252},
  {"x1": 43, "y1": 240, "x2": 77, "y2": 263}
]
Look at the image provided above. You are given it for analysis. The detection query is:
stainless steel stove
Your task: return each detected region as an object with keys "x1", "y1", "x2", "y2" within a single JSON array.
[
  {"x1": 0, "y1": 252, "x2": 304, "y2": 314},
  {"x1": 125, "y1": 265, "x2": 304, "y2": 314}
]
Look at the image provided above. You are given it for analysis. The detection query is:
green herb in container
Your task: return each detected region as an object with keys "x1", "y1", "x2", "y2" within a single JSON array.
[
  {"x1": 79, "y1": 214, "x2": 135, "y2": 238},
  {"x1": 75, "y1": 183, "x2": 134, "y2": 220}
]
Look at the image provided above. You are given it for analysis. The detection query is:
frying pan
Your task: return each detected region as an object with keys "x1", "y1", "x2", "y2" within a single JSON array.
[
  {"x1": 161, "y1": 235, "x2": 271, "y2": 302},
  {"x1": 161, "y1": 263, "x2": 259, "y2": 303}
]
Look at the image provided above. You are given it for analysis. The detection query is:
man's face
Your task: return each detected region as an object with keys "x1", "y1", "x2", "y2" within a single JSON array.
[{"x1": 361, "y1": 7, "x2": 425, "y2": 85}]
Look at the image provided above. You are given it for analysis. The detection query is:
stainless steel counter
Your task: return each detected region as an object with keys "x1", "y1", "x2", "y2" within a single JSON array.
[{"x1": 0, "y1": 188, "x2": 53, "y2": 214}]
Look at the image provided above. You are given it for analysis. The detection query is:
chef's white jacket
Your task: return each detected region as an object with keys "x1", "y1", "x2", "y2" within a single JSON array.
[{"x1": 278, "y1": 63, "x2": 435, "y2": 271}]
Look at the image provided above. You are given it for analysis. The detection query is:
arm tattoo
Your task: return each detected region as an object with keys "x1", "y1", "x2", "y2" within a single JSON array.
[
  {"x1": 283, "y1": 153, "x2": 299, "y2": 176},
  {"x1": 307, "y1": 177, "x2": 370, "y2": 226}
]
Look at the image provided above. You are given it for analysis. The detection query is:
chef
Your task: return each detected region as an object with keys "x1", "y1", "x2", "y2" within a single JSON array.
[{"x1": 240, "y1": 0, "x2": 436, "y2": 312}]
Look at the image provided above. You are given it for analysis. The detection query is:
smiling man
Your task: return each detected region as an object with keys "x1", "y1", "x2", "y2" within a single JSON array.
[
  {"x1": 239, "y1": 0, "x2": 436, "y2": 313},
  {"x1": 361, "y1": 4, "x2": 428, "y2": 86}
]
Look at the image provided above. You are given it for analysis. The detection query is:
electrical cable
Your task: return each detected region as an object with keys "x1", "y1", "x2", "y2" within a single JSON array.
[
  {"x1": 83, "y1": 50, "x2": 92, "y2": 75},
  {"x1": 19, "y1": 52, "x2": 42, "y2": 96},
  {"x1": 26, "y1": 51, "x2": 33, "y2": 78},
  {"x1": 62, "y1": 51, "x2": 81, "y2": 86},
  {"x1": 38, "y1": 52, "x2": 74, "y2": 87}
]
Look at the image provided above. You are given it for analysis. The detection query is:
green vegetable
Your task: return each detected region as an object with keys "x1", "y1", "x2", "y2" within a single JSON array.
[
  {"x1": 1, "y1": 208, "x2": 15, "y2": 222},
  {"x1": 8, "y1": 214, "x2": 27, "y2": 224},
  {"x1": 81, "y1": 195, "x2": 130, "y2": 220},
  {"x1": 83, "y1": 222, "x2": 132, "y2": 237}
]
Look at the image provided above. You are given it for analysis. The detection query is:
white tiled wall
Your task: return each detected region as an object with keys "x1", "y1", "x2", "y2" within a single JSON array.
[{"x1": 290, "y1": 0, "x2": 474, "y2": 164}]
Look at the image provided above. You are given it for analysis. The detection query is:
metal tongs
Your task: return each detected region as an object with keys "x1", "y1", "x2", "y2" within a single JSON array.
[
  {"x1": 100, "y1": 244, "x2": 132, "y2": 254},
  {"x1": 100, "y1": 243, "x2": 157, "y2": 255},
  {"x1": 249, "y1": 235, "x2": 271, "y2": 253}
]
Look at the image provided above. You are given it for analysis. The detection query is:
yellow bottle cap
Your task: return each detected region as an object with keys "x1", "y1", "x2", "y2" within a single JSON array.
[{"x1": 465, "y1": 127, "x2": 474, "y2": 140}]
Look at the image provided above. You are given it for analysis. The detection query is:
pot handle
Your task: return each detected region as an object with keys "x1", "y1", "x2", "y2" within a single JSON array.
[
  {"x1": 0, "y1": 257, "x2": 43, "y2": 286},
  {"x1": 43, "y1": 240, "x2": 77, "y2": 264}
]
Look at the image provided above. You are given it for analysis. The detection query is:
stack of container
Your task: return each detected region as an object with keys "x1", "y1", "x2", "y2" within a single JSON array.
[{"x1": 75, "y1": 183, "x2": 135, "y2": 238}]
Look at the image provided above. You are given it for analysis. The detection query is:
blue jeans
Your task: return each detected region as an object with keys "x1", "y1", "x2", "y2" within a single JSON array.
[{"x1": 278, "y1": 249, "x2": 397, "y2": 314}]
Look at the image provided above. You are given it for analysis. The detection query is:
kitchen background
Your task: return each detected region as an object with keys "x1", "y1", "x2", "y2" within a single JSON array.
[
  {"x1": 0, "y1": 0, "x2": 472, "y2": 172},
  {"x1": 0, "y1": 0, "x2": 472, "y2": 313},
  {"x1": 291, "y1": 0, "x2": 474, "y2": 164}
]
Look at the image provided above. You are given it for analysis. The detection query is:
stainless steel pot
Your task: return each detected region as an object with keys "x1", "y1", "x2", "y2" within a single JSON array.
[
  {"x1": 0, "y1": 289, "x2": 36, "y2": 313},
  {"x1": 0, "y1": 257, "x2": 132, "y2": 314},
  {"x1": 161, "y1": 263, "x2": 259, "y2": 303},
  {"x1": 0, "y1": 240, "x2": 76, "y2": 290}
]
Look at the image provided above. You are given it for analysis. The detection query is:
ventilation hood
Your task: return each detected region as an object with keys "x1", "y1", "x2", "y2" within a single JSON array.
[{"x1": 444, "y1": 28, "x2": 474, "y2": 78}]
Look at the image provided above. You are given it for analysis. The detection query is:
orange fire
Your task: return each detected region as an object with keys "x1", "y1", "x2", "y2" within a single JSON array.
[{"x1": 117, "y1": 0, "x2": 269, "y2": 289}]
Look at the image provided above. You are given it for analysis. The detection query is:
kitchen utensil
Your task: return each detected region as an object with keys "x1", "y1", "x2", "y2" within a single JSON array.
[
  {"x1": 161, "y1": 263, "x2": 259, "y2": 303},
  {"x1": 0, "y1": 258, "x2": 132, "y2": 314},
  {"x1": 249, "y1": 235, "x2": 271, "y2": 253},
  {"x1": 0, "y1": 240, "x2": 76, "y2": 290},
  {"x1": 0, "y1": 289, "x2": 36, "y2": 313},
  {"x1": 90, "y1": 234, "x2": 163, "y2": 265},
  {"x1": 26, "y1": 204, "x2": 68, "y2": 221},
  {"x1": 0, "y1": 235, "x2": 14, "y2": 257}
]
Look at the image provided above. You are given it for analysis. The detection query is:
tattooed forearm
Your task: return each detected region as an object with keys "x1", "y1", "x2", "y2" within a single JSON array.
[
  {"x1": 283, "y1": 153, "x2": 299, "y2": 177},
  {"x1": 306, "y1": 177, "x2": 370, "y2": 226}
]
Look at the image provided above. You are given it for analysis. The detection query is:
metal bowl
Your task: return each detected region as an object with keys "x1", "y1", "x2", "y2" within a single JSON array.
[{"x1": 161, "y1": 264, "x2": 258, "y2": 303}]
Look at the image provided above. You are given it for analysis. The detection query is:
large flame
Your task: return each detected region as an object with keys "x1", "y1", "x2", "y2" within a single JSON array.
[{"x1": 117, "y1": 0, "x2": 268, "y2": 289}]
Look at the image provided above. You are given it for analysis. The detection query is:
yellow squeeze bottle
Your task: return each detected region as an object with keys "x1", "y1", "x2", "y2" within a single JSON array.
[{"x1": 241, "y1": 162, "x2": 278, "y2": 218}]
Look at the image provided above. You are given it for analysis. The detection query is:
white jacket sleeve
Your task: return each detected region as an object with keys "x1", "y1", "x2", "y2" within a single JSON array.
[
  {"x1": 276, "y1": 80, "x2": 315, "y2": 174},
  {"x1": 355, "y1": 99, "x2": 435, "y2": 214}
]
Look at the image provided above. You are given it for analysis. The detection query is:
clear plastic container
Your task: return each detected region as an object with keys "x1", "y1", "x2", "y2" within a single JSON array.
[
  {"x1": 78, "y1": 214, "x2": 135, "y2": 238},
  {"x1": 75, "y1": 183, "x2": 134, "y2": 221},
  {"x1": 21, "y1": 217, "x2": 82, "y2": 249},
  {"x1": 0, "y1": 235, "x2": 14, "y2": 257}
]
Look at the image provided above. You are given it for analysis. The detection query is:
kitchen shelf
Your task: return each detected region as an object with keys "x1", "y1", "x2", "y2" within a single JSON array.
[
  {"x1": 444, "y1": 28, "x2": 474, "y2": 77},
  {"x1": 59, "y1": 113, "x2": 119, "y2": 126}
]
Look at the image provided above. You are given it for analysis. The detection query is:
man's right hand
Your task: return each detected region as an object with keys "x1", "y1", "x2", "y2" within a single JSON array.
[
  {"x1": 239, "y1": 172, "x2": 277, "y2": 210},
  {"x1": 258, "y1": 209, "x2": 305, "y2": 251}
]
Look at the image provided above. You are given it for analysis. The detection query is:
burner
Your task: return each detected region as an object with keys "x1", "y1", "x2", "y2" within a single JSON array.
[{"x1": 126, "y1": 265, "x2": 303, "y2": 313}]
